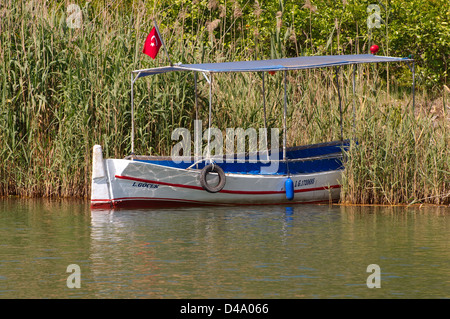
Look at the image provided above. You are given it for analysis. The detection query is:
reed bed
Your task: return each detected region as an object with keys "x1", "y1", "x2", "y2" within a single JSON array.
[{"x1": 0, "y1": 1, "x2": 448, "y2": 205}]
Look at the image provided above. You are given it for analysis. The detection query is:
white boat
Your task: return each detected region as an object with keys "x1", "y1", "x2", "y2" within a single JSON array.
[{"x1": 90, "y1": 54, "x2": 414, "y2": 209}]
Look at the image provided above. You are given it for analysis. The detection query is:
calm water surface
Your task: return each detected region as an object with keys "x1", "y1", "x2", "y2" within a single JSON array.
[{"x1": 0, "y1": 199, "x2": 449, "y2": 299}]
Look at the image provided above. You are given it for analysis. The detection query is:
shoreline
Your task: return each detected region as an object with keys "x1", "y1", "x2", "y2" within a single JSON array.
[{"x1": 1, "y1": 195, "x2": 448, "y2": 209}]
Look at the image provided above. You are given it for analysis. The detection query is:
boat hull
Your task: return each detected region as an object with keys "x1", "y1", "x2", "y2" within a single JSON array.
[{"x1": 90, "y1": 146, "x2": 343, "y2": 209}]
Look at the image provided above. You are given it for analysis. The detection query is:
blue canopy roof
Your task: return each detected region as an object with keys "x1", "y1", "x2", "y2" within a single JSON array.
[{"x1": 133, "y1": 54, "x2": 412, "y2": 79}]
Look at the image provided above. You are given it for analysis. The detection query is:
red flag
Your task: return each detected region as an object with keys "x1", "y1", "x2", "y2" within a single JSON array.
[{"x1": 143, "y1": 27, "x2": 162, "y2": 59}]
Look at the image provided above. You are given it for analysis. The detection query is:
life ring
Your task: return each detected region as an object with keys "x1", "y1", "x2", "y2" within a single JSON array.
[{"x1": 200, "y1": 164, "x2": 226, "y2": 193}]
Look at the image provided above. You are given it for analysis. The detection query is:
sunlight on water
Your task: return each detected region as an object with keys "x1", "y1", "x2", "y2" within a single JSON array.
[{"x1": 0, "y1": 199, "x2": 449, "y2": 298}]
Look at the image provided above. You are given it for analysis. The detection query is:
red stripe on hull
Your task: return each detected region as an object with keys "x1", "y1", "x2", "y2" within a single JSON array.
[
  {"x1": 91, "y1": 197, "x2": 336, "y2": 209},
  {"x1": 90, "y1": 201, "x2": 113, "y2": 209}
]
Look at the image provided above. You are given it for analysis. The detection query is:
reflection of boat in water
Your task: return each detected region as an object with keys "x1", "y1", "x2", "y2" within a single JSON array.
[
  {"x1": 90, "y1": 54, "x2": 414, "y2": 209},
  {"x1": 89, "y1": 206, "x2": 302, "y2": 298}
]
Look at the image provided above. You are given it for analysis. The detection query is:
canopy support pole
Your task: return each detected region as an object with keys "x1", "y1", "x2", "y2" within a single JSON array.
[
  {"x1": 335, "y1": 66, "x2": 344, "y2": 141},
  {"x1": 262, "y1": 72, "x2": 269, "y2": 162},
  {"x1": 194, "y1": 72, "x2": 199, "y2": 168},
  {"x1": 283, "y1": 70, "x2": 289, "y2": 175},
  {"x1": 352, "y1": 64, "x2": 356, "y2": 138},
  {"x1": 204, "y1": 72, "x2": 213, "y2": 160},
  {"x1": 405, "y1": 59, "x2": 416, "y2": 114},
  {"x1": 130, "y1": 72, "x2": 136, "y2": 157},
  {"x1": 412, "y1": 61, "x2": 415, "y2": 114},
  {"x1": 262, "y1": 72, "x2": 267, "y2": 130},
  {"x1": 194, "y1": 72, "x2": 198, "y2": 120}
]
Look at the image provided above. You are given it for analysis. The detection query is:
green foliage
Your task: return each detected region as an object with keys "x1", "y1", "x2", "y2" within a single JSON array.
[{"x1": 116, "y1": 0, "x2": 448, "y2": 88}]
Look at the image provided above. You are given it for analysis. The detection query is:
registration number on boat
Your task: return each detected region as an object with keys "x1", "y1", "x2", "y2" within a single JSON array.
[
  {"x1": 294, "y1": 178, "x2": 315, "y2": 188},
  {"x1": 132, "y1": 182, "x2": 159, "y2": 189}
]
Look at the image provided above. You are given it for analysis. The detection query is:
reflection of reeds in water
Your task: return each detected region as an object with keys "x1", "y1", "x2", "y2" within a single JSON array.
[{"x1": 0, "y1": 1, "x2": 448, "y2": 205}]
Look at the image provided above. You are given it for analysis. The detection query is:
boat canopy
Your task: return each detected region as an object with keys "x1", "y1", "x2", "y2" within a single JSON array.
[
  {"x1": 129, "y1": 53, "x2": 415, "y2": 155},
  {"x1": 132, "y1": 54, "x2": 413, "y2": 79}
]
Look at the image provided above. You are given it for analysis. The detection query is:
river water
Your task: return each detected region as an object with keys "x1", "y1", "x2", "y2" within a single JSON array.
[{"x1": 0, "y1": 198, "x2": 448, "y2": 299}]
